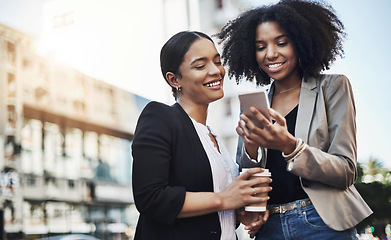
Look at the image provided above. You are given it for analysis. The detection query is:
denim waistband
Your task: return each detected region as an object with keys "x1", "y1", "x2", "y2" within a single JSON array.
[{"x1": 267, "y1": 198, "x2": 313, "y2": 215}]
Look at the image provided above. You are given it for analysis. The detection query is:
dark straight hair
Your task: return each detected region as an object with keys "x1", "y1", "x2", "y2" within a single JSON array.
[{"x1": 160, "y1": 31, "x2": 214, "y2": 99}]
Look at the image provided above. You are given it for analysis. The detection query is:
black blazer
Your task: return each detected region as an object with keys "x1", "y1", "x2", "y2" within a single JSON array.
[{"x1": 132, "y1": 101, "x2": 221, "y2": 240}]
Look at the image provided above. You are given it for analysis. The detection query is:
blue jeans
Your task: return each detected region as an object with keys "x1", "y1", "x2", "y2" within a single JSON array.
[{"x1": 255, "y1": 199, "x2": 358, "y2": 240}]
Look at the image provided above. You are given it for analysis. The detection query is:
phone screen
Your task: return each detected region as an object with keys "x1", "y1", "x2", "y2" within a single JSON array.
[{"x1": 238, "y1": 91, "x2": 271, "y2": 121}]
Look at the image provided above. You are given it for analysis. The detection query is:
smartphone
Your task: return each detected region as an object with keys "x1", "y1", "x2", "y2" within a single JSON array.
[{"x1": 238, "y1": 90, "x2": 271, "y2": 121}]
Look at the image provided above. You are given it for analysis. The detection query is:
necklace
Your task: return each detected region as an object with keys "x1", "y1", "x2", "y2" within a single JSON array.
[{"x1": 276, "y1": 84, "x2": 301, "y2": 94}]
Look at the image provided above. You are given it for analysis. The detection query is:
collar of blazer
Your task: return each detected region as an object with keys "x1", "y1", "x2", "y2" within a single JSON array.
[{"x1": 268, "y1": 76, "x2": 317, "y2": 143}]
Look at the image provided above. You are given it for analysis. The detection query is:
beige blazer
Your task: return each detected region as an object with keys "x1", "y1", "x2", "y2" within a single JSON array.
[{"x1": 239, "y1": 74, "x2": 372, "y2": 231}]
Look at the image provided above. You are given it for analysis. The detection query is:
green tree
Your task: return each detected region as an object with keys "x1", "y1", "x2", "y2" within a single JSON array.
[
  {"x1": 366, "y1": 157, "x2": 383, "y2": 176},
  {"x1": 355, "y1": 159, "x2": 391, "y2": 236},
  {"x1": 355, "y1": 181, "x2": 391, "y2": 236}
]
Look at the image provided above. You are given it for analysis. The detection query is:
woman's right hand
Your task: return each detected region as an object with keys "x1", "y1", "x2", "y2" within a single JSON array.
[
  {"x1": 178, "y1": 168, "x2": 271, "y2": 218},
  {"x1": 238, "y1": 107, "x2": 297, "y2": 154},
  {"x1": 217, "y1": 168, "x2": 272, "y2": 211}
]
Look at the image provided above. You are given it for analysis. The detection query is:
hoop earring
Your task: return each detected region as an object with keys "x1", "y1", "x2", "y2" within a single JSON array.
[{"x1": 176, "y1": 86, "x2": 182, "y2": 92}]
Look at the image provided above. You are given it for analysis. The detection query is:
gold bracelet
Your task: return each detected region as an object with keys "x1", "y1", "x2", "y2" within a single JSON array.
[
  {"x1": 285, "y1": 144, "x2": 306, "y2": 162},
  {"x1": 282, "y1": 138, "x2": 303, "y2": 159}
]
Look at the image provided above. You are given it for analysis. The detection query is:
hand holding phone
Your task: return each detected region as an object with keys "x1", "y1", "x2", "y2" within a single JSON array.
[{"x1": 238, "y1": 91, "x2": 271, "y2": 121}]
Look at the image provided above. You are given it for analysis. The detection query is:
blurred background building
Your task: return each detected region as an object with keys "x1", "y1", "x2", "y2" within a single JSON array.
[{"x1": 0, "y1": 21, "x2": 151, "y2": 239}]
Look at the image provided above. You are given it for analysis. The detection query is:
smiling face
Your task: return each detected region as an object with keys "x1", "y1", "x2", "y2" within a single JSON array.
[
  {"x1": 255, "y1": 21, "x2": 300, "y2": 83},
  {"x1": 176, "y1": 37, "x2": 225, "y2": 105}
]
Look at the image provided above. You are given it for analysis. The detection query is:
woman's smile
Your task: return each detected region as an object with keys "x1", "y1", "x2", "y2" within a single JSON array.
[
  {"x1": 266, "y1": 62, "x2": 285, "y2": 72},
  {"x1": 203, "y1": 78, "x2": 222, "y2": 89}
]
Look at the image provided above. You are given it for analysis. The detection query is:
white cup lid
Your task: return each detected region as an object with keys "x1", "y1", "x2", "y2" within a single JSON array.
[
  {"x1": 245, "y1": 206, "x2": 267, "y2": 212},
  {"x1": 241, "y1": 168, "x2": 271, "y2": 176}
]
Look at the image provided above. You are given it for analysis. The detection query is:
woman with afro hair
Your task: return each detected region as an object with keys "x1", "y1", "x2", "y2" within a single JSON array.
[{"x1": 217, "y1": 0, "x2": 372, "y2": 239}]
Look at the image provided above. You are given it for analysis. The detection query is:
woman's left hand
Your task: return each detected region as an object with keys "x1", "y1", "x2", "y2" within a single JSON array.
[
  {"x1": 236, "y1": 208, "x2": 269, "y2": 236},
  {"x1": 238, "y1": 107, "x2": 296, "y2": 153}
]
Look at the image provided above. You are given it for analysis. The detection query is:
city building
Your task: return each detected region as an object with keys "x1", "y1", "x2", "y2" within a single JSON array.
[{"x1": 0, "y1": 22, "x2": 148, "y2": 240}]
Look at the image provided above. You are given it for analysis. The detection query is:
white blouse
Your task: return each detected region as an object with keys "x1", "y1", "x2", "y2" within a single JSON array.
[{"x1": 190, "y1": 117, "x2": 239, "y2": 240}]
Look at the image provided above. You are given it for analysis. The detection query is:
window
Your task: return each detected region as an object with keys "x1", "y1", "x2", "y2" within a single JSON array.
[
  {"x1": 22, "y1": 58, "x2": 31, "y2": 69},
  {"x1": 26, "y1": 176, "x2": 37, "y2": 186},
  {"x1": 7, "y1": 42, "x2": 16, "y2": 65},
  {"x1": 7, "y1": 73, "x2": 16, "y2": 98},
  {"x1": 68, "y1": 180, "x2": 75, "y2": 189}
]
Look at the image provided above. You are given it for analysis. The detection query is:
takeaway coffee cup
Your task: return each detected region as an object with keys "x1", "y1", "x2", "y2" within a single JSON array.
[{"x1": 242, "y1": 168, "x2": 272, "y2": 212}]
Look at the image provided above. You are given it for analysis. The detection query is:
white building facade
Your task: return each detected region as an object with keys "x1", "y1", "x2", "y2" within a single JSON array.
[{"x1": 0, "y1": 22, "x2": 149, "y2": 239}]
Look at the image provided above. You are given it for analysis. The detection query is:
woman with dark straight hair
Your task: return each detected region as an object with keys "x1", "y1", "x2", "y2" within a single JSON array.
[{"x1": 132, "y1": 31, "x2": 272, "y2": 240}]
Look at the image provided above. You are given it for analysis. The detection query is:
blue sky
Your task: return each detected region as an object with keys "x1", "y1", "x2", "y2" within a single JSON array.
[
  {"x1": 0, "y1": 0, "x2": 390, "y2": 168},
  {"x1": 321, "y1": 0, "x2": 391, "y2": 168}
]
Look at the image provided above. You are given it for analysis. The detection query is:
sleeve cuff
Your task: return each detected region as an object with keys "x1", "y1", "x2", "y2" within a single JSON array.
[
  {"x1": 243, "y1": 145, "x2": 263, "y2": 163},
  {"x1": 286, "y1": 160, "x2": 295, "y2": 171}
]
